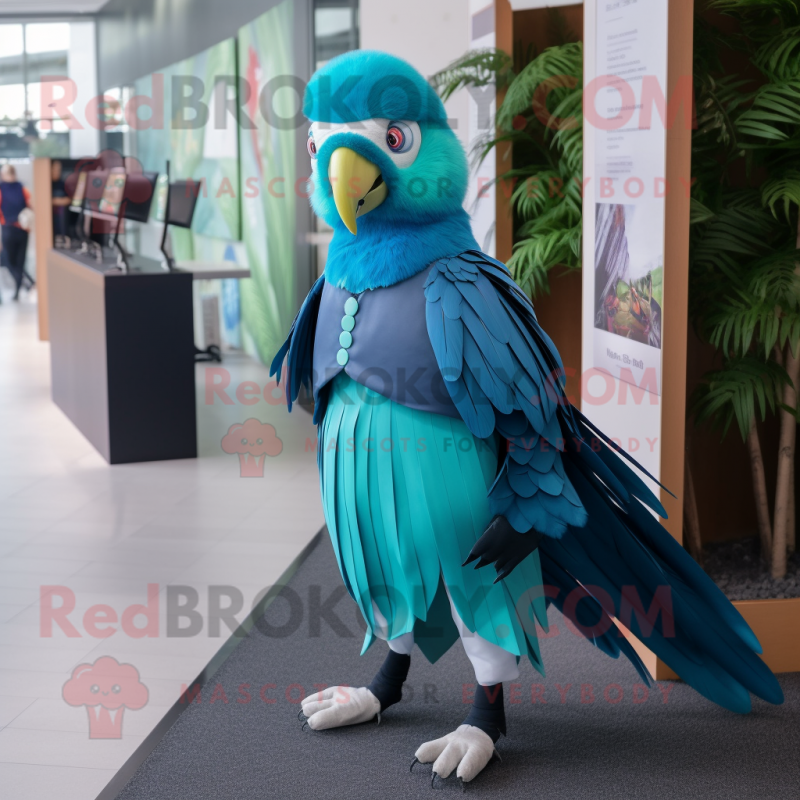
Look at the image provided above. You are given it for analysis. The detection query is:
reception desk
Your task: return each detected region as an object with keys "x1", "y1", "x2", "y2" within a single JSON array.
[{"x1": 47, "y1": 248, "x2": 197, "y2": 464}]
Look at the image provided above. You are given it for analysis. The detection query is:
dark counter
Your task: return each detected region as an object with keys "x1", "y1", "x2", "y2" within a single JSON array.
[{"x1": 47, "y1": 249, "x2": 197, "y2": 464}]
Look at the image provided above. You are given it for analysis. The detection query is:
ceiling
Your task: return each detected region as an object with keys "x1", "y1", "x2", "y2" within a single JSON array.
[{"x1": 0, "y1": 0, "x2": 107, "y2": 14}]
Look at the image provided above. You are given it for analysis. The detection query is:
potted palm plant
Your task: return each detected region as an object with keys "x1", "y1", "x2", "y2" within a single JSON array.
[
  {"x1": 431, "y1": 20, "x2": 583, "y2": 297},
  {"x1": 689, "y1": 0, "x2": 800, "y2": 584},
  {"x1": 435, "y1": 2, "x2": 799, "y2": 576},
  {"x1": 435, "y1": 2, "x2": 799, "y2": 672}
]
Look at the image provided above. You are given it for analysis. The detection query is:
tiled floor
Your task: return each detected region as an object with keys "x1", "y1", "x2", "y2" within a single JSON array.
[{"x1": 0, "y1": 293, "x2": 323, "y2": 800}]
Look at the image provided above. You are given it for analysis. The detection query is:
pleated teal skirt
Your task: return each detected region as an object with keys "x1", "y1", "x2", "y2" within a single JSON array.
[{"x1": 318, "y1": 373, "x2": 548, "y2": 673}]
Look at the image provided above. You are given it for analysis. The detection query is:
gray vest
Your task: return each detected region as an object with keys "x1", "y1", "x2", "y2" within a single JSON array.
[{"x1": 312, "y1": 265, "x2": 459, "y2": 418}]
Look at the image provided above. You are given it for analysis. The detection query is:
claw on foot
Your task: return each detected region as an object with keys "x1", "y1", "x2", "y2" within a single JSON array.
[
  {"x1": 414, "y1": 724, "x2": 495, "y2": 783},
  {"x1": 410, "y1": 756, "x2": 421, "y2": 773},
  {"x1": 298, "y1": 685, "x2": 380, "y2": 731}
]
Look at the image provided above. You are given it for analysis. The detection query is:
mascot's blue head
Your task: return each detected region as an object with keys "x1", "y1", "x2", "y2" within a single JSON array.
[{"x1": 303, "y1": 50, "x2": 477, "y2": 292}]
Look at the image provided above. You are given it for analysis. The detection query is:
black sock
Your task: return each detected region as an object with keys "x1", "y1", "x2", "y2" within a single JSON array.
[
  {"x1": 367, "y1": 650, "x2": 411, "y2": 711},
  {"x1": 463, "y1": 683, "x2": 506, "y2": 742}
]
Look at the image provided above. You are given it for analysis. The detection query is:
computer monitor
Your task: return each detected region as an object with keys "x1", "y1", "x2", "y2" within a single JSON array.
[
  {"x1": 70, "y1": 172, "x2": 88, "y2": 211},
  {"x1": 122, "y1": 171, "x2": 159, "y2": 223},
  {"x1": 85, "y1": 170, "x2": 109, "y2": 209},
  {"x1": 166, "y1": 180, "x2": 199, "y2": 229},
  {"x1": 98, "y1": 170, "x2": 126, "y2": 217},
  {"x1": 73, "y1": 170, "x2": 107, "y2": 251}
]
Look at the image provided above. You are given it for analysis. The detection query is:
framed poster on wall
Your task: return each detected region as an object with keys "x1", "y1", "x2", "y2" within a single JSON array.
[{"x1": 582, "y1": 0, "x2": 669, "y2": 482}]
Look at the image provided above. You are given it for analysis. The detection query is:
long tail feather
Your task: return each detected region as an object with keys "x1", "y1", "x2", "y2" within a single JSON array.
[
  {"x1": 539, "y1": 409, "x2": 784, "y2": 713},
  {"x1": 541, "y1": 556, "x2": 652, "y2": 685}
]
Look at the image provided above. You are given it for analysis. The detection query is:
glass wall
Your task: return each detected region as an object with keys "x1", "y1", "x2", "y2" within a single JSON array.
[
  {"x1": 311, "y1": 0, "x2": 359, "y2": 275},
  {"x1": 314, "y1": 0, "x2": 359, "y2": 68},
  {"x1": 102, "y1": 84, "x2": 135, "y2": 158},
  {"x1": 0, "y1": 22, "x2": 71, "y2": 159}
]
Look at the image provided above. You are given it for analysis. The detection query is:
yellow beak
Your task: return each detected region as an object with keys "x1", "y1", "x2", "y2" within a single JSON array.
[{"x1": 328, "y1": 147, "x2": 388, "y2": 235}]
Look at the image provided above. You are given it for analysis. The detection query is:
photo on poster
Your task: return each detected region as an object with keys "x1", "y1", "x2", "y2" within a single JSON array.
[{"x1": 594, "y1": 202, "x2": 663, "y2": 350}]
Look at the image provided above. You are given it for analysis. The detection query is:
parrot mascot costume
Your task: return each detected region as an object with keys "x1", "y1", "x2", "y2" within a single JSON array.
[{"x1": 271, "y1": 50, "x2": 783, "y2": 785}]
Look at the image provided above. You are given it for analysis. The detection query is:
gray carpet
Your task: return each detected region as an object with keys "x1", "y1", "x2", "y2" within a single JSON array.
[{"x1": 116, "y1": 536, "x2": 800, "y2": 800}]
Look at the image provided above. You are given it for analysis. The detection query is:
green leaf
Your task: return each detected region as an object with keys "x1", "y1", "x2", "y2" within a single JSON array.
[
  {"x1": 430, "y1": 49, "x2": 514, "y2": 101},
  {"x1": 690, "y1": 355, "x2": 792, "y2": 440},
  {"x1": 736, "y1": 81, "x2": 800, "y2": 141},
  {"x1": 497, "y1": 42, "x2": 583, "y2": 131},
  {"x1": 754, "y1": 25, "x2": 800, "y2": 81},
  {"x1": 761, "y1": 171, "x2": 800, "y2": 219}
]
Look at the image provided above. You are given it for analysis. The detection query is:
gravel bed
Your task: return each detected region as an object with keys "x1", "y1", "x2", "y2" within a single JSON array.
[{"x1": 702, "y1": 536, "x2": 800, "y2": 601}]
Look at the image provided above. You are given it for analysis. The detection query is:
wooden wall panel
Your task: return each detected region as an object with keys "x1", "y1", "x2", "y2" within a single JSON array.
[
  {"x1": 500, "y1": 5, "x2": 584, "y2": 398},
  {"x1": 495, "y1": 0, "x2": 514, "y2": 265},
  {"x1": 659, "y1": 0, "x2": 695, "y2": 545},
  {"x1": 33, "y1": 158, "x2": 53, "y2": 341}
]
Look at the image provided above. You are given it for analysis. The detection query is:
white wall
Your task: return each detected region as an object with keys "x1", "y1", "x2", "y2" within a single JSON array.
[
  {"x1": 360, "y1": 0, "x2": 498, "y2": 255},
  {"x1": 360, "y1": 0, "x2": 471, "y2": 152},
  {"x1": 68, "y1": 20, "x2": 100, "y2": 159},
  {"x1": 466, "y1": 0, "x2": 497, "y2": 255}
]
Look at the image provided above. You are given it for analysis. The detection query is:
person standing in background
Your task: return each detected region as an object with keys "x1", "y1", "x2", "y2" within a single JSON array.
[
  {"x1": 51, "y1": 160, "x2": 71, "y2": 240},
  {"x1": 0, "y1": 164, "x2": 32, "y2": 302}
]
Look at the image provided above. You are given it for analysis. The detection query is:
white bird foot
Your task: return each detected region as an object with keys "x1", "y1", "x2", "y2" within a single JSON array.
[
  {"x1": 299, "y1": 685, "x2": 380, "y2": 731},
  {"x1": 414, "y1": 724, "x2": 497, "y2": 783}
]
